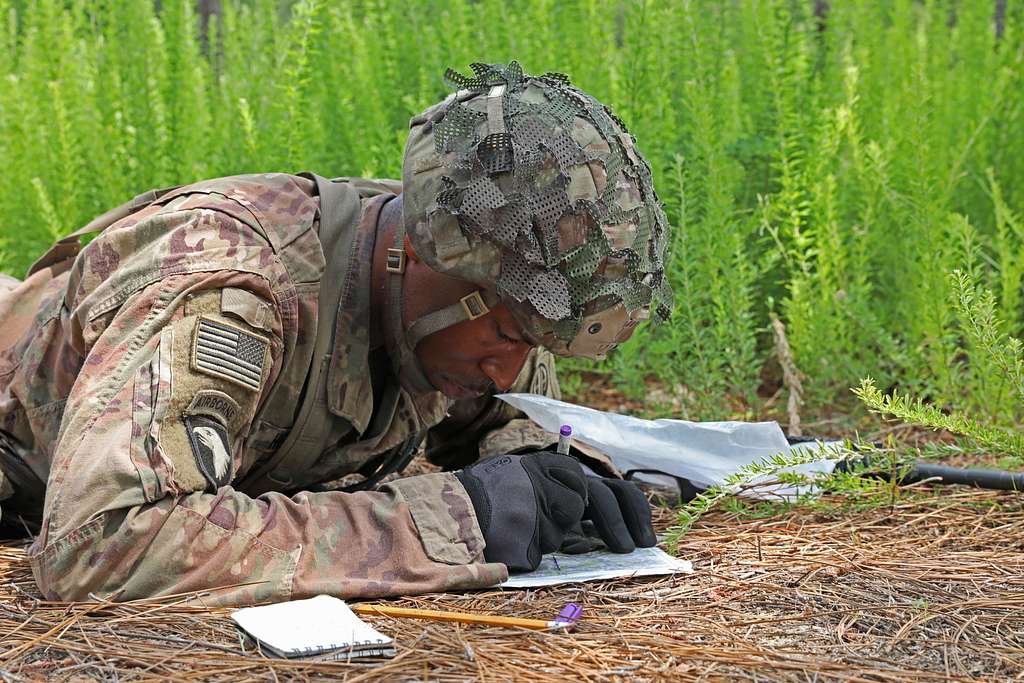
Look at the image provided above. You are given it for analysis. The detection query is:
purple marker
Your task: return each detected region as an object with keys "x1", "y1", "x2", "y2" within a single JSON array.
[{"x1": 557, "y1": 424, "x2": 573, "y2": 455}]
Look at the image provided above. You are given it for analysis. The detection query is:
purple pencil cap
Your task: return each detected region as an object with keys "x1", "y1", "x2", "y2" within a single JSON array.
[{"x1": 554, "y1": 603, "x2": 583, "y2": 626}]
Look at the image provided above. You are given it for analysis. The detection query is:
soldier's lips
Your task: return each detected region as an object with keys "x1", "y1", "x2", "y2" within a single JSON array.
[{"x1": 438, "y1": 375, "x2": 484, "y2": 399}]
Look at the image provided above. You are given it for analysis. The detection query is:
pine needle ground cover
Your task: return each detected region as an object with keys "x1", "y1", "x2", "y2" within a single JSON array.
[
  {"x1": 3, "y1": 489, "x2": 1023, "y2": 681},
  {"x1": 2, "y1": 0, "x2": 1024, "y2": 680}
]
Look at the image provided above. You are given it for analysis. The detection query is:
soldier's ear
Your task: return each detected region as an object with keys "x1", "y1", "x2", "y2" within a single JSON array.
[{"x1": 404, "y1": 235, "x2": 422, "y2": 263}]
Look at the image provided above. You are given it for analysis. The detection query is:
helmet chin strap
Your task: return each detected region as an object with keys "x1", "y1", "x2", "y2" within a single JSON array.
[{"x1": 385, "y1": 217, "x2": 500, "y2": 396}]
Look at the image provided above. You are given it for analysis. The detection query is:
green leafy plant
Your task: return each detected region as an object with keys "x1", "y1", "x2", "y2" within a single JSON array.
[
  {"x1": 855, "y1": 379, "x2": 1024, "y2": 466},
  {"x1": 854, "y1": 270, "x2": 1024, "y2": 466},
  {"x1": 666, "y1": 442, "x2": 847, "y2": 549},
  {"x1": 0, "y1": 0, "x2": 1020, "y2": 423}
]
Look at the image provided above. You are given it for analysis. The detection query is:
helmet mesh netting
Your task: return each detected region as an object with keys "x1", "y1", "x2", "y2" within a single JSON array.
[{"x1": 424, "y1": 62, "x2": 673, "y2": 336}]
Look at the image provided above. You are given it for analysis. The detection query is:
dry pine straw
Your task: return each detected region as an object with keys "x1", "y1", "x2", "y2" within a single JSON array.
[{"x1": 1, "y1": 487, "x2": 1022, "y2": 682}]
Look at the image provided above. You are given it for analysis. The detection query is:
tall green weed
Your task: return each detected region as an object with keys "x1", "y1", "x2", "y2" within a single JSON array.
[{"x1": 0, "y1": 0, "x2": 1021, "y2": 422}]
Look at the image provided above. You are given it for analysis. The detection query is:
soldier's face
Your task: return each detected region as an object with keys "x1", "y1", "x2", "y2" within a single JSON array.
[{"x1": 404, "y1": 264, "x2": 535, "y2": 399}]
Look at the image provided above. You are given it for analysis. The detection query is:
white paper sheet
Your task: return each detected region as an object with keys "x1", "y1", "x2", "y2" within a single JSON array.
[
  {"x1": 501, "y1": 546, "x2": 692, "y2": 589},
  {"x1": 497, "y1": 393, "x2": 842, "y2": 498}
]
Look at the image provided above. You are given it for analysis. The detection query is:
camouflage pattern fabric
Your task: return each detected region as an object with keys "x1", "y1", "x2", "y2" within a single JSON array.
[
  {"x1": 0, "y1": 173, "x2": 569, "y2": 605},
  {"x1": 402, "y1": 62, "x2": 674, "y2": 360}
]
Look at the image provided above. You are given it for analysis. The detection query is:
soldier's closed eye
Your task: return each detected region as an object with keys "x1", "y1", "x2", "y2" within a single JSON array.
[{"x1": 493, "y1": 320, "x2": 517, "y2": 344}]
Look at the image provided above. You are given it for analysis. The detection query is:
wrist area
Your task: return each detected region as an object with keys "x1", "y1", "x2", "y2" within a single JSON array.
[
  {"x1": 383, "y1": 472, "x2": 488, "y2": 566},
  {"x1": 454, "y1": 468, "x2": 490, "y2": 531},
  {"x1": 454, "y1": 455, "x2": 539, "y2": 570}
]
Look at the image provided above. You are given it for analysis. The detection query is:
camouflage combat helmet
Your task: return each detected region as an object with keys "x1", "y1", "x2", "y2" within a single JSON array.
[{"x1": 393, "y1": 62, "x2": 673, "y2": 369}]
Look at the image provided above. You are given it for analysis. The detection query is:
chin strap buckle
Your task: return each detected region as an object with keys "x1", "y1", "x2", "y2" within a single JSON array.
[
  {"x1": 460, "y1": 290, "x2": 490, "y2": 320},
  {"x1": 386, "y1": 248, "x2": 406, "y2": 273}
]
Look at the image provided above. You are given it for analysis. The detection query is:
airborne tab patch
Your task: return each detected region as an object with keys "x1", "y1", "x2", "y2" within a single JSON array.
[
  {"x1": 184, "y1": 414, "x2": 234, "y2": 491},
  {"x1": 191, "y1": 316, "x2": 269, "y2": 392},
  {"x1": 185, "y1": 389, "x2": 242, "y2": 432}
]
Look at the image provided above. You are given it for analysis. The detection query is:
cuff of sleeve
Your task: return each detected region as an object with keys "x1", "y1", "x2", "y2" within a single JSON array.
[{"x1": 384, "y1": 472, "x2": 488, "y2": 566}]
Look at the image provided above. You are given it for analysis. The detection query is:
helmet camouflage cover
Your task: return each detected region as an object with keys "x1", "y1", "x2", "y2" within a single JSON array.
[{"x1": 402, "y1": 62, "x2": 673, "y2": 359}]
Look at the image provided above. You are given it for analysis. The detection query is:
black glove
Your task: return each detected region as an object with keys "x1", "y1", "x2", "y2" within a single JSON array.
[
  {"x1": 561, "y1": 476, "x2": 657, "y2": 554},
  {"x1": 455, "y1": 452, "x2": 588, "y2": 571}
]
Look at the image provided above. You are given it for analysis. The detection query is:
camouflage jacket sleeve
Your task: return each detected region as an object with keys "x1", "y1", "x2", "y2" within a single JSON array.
[
  {"x1": 425, "y1": 348, "x2": 561, "y2": 470},
  {"x1": 28, "y1": 217, "x2": 505, "y2": 606}
]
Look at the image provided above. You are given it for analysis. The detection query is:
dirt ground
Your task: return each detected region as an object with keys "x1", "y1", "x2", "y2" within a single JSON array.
[{"x1": 2, "y1": 482, "x2": 1022, "y2": 682}]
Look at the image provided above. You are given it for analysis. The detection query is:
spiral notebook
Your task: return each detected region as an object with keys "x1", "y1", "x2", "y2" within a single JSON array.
[{"x1": 232, "y1": 595, "x2": 395, "y2": 661}]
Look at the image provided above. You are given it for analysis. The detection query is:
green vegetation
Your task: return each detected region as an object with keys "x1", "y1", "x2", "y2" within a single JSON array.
[
  {"x1": 665, "y1": 441, "x2": 847, "y2": 547},
  {"x1": 856, "y1": 272, "x2": 1024, "y2": 467},
  {"x1": 1, "y1": 0, "x2": 1022, "y2": 432}
]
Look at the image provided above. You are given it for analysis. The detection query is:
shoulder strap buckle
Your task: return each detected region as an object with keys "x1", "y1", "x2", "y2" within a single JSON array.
[
  {"x1": 386, "y1": 248, "x2": 406, "y2": 273},
  {"x1": 460, "y1": 290, "x2": 490, "y2": 320}
]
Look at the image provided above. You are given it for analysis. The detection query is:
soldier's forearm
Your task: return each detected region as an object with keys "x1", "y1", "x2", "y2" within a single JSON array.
[{"x1": 30, "y1": 473, "x2": 505, "y2": 605}]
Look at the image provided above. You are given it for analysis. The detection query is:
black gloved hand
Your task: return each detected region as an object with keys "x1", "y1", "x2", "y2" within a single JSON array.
[
  {"x1": 560, "y1": 476, "x2": 657, "y2": 554},
  {"x1": 454, "y1": 452, "x2": 588, "y2": 571}
]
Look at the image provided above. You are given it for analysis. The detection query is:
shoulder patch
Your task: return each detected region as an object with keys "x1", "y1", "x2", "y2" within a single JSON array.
[
  {"x1": 184, "y1": 414, "x2": 234, "y2": 491},
  {"x1": 185, "y1": 389, "x2": 243, "y2": 431},
  {"x1": 191, "y1": 315, "x2": 269, "y2": 392}
]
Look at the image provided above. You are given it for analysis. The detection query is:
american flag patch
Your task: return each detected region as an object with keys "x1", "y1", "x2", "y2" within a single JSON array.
[{"x1": 191, "y1": 317, "x2": 269, "y2": 392}]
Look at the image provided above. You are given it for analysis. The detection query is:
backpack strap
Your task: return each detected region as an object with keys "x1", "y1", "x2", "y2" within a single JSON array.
[
  {"x1": 26, "y1": 186, "x2": 181, "y2": 277},
  {"x1": 236, "y1": 173, "x2": 363, "y2": 494}
]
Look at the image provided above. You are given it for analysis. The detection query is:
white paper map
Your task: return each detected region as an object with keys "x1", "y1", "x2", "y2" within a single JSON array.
[{"x1": 501, "y1": 546, "x2": 692, "y2": 589}]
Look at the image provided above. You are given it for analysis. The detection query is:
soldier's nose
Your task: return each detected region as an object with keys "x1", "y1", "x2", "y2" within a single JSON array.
[{"x1": 481, "y1": 344, "x2": 532, "y2": 392}]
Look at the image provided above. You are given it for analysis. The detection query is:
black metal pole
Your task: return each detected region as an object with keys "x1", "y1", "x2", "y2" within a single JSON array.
[{"x1": 835, "y1": 457, "x2": 1024, "y2": 492}]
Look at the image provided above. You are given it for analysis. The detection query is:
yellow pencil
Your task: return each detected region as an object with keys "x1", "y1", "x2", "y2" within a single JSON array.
[{"x1": 351, "y1": 604, "x2": 571, "y2": 630}]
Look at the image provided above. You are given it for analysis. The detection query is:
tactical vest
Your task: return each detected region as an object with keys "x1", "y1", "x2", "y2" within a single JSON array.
[{"x1": 21, "y1": 173, "x2": 420, "y2": 500}]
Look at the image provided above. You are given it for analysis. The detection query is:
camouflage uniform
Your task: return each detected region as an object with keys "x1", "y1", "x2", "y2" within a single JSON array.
[
  {"x1": 1, "y1": 61, "x2": 673, "y2": 606},
  {"x1": 0, "y1": 173, "x2": 558, "y2": 605}
]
